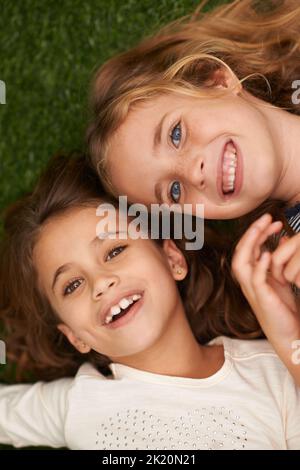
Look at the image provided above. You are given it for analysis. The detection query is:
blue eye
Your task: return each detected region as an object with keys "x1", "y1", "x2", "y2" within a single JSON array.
[
  {"x1": 63, "y1": 279, "x2": 83, "y2": 296},
  {"x1": 170, "y1": 122, "x2": 181, "y2": 148},
  {"x1": 169, "y1": 181, "x2": 181, "y2": 203},
  {"x1": 106, "y1": 245, "x2": 127, "y2": 261}
]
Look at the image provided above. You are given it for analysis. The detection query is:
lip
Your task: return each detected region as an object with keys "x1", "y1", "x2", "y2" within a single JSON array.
[
  {"x1": 103, "y1": 293, "x2": 145, "y2": 330},
  {"x1": 99, "y1": 289, "x2": 145, "y2": 327},
  {"x1": 217, "y1": 138, "x2": 243, "y2": 201}
]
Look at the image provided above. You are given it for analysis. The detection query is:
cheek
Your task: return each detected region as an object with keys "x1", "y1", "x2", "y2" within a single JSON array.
[
  {"x1": 56, "y1": 298, "x2": 90, "y2": 331},
  {"x1": 144, "y1": 258, "x2": 178, "y2": 299}
]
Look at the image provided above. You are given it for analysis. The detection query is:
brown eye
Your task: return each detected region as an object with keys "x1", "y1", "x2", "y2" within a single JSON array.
[
  {"x1": 64, "y1": 279, "x2": 83, "y2": 296},
  {"x1": 106, "y1": 245, "x2": 127, "y2": 261}
]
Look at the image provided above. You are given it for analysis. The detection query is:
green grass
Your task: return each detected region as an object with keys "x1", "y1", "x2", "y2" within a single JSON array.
[
  {"x1": 0, "y1": 0, "x2": 229, "y2": 449},
  {"x1": 0, "y1": 0, "x2": 230, "y2": 216}
]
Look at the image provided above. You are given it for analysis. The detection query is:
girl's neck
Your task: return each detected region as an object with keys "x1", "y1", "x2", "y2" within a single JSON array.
[
  {"x1": 259, "y1": 100, "x2": 300, "y2": 206},
  {"x1": 109, "y1": 303, "x2": 224, "y2": 379}
]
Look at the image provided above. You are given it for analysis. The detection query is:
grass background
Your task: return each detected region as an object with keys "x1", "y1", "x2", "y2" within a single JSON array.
[{"x1": 0, "y1": 0, "x2": 229, "y2": 449}]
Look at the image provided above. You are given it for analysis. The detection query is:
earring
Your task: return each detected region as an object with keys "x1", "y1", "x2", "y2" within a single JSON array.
[{"x1": 176, "y1": 267, "x2": 182, "y2": 275}]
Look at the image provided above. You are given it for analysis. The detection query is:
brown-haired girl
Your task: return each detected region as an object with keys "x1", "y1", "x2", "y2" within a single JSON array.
[{"x1": 0, "y1": 152, "x2": 299, "y2": 449}]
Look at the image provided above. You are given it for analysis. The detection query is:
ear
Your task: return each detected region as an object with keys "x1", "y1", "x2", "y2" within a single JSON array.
[
  {"x1": 57, "y1": 324, "x2": 91, "y2": 354},
  {"x1": 207, "y1": 66, "x2": 242, "y2": 95},
  {"x1": 162, "y1": 239, "x2": 188, "y2": 281}
]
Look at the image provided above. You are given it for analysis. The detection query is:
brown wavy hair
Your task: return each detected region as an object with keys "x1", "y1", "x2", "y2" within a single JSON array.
[
  {"x1": 85, "y1": 0, "x2": 300, "y2": 212},
  {"x1": 0, "y1": 151, "x2": 268, "y2": 383}
]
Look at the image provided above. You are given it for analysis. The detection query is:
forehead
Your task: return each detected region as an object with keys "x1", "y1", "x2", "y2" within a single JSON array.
[
  {"x1": 33, "y1": 207, "x2": 97, "y2": 262},
  {"x1": 34, "y1": 206, "x2": 126, "y2": 257}
]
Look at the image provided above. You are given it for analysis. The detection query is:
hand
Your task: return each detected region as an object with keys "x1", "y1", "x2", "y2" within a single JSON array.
[
  {"x1": 232, "y1": 213, "x2": 300, "y2": 344},
  {"x1": 269, "y1": 231, "x2": 300, "y2": 288}
]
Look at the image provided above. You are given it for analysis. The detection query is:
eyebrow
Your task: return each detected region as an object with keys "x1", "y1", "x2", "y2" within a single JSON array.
[
  {"x1": 92, "y1": 231, "x2": 127, "y2": 241},
  {"x1": 51, "y1": 263, "x2": 72, "y2": 292},
  {"x1": 152, "y1": 112, "x2": 168, "y2": 154},
  {"x1": 51, "y1": 230, "x2": 127, "y2": 292}
]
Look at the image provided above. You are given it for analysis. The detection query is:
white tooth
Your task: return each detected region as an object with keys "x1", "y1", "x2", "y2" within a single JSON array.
[
  {"x1": 224, "y1": 151, "x2": 236, "y2": 161},
  {"x1": 132, "y1": 294, "x2": 141, "y2": 301},
  {"x1": 111, "y1": 305, "x2": 121, "y2": 316},
  {"x1": 228, "y1": 175, "x2": 235, "y2": 183},
  {"x1": 105, "y1": 315, "x2": 112, "y2": 324},
  {"x1": 128, "y1": 298, "x2": 134, "y2": 305},
  {"x1": 226, "y1": 142, "x2": 236, "y2": 153},
  {"x1": 224, "y1": 157, "x2": 236, "y2": 168},
  {"x1": 228, "y1": 168, "x2": 235, "y2": 175},
  {"x1": 119, "y1": 298, "x2": 130, "y2": 309}
]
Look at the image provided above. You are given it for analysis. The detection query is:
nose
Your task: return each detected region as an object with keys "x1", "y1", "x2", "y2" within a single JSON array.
[
  {"x1": 92, "y1": 272, "x2": 119, "y2": 301},
  {"x1": 184, "y1": 156, "x2": 205, "y2": 189}
]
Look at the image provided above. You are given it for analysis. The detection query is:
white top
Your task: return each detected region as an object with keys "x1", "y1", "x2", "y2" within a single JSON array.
[{"x1": 0, "y1": 336, "x2": 299, "y2": 450}]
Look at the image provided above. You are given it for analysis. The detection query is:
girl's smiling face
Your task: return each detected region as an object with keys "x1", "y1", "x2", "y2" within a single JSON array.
[
  {"x1": 33, "y1": 206, "x2": 187, "y2": 360},
  {"x1": 107, "y1": 89, "x2": 280, "y2": 219}
]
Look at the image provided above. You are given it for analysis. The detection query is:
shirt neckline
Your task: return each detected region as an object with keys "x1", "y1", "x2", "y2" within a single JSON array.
[{"x1": 109, "y1": 336, "x2": 233, "y2": 388}]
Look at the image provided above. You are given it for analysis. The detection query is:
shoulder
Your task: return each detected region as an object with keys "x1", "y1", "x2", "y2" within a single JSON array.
[
  {"x1": 75, "y1": 362, "x2": 114, "y2": 381},
  {"x1": 209, "y1": 336, "x2": 287, "y2": 374},
  {"x1": 209, "y1": 336, "x2": 290, "y2": 394},
  {"x1": 222, "y1": 336, "x2": 279, "y2": 359},
  {"x1": 209, "y1": 335, "x2": 278, "y2": 358}
]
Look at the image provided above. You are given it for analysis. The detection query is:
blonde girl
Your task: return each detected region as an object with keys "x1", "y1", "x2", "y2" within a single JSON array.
[{"x1": 86, "y1": 0, "x2": 300, "y2": 294}]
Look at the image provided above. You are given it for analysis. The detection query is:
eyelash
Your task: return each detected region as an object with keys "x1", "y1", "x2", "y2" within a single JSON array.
[
  {"x1": 63, "y1": 278, "x2": 84, "y2": 296},
  {"x1": 168, "y1": 181, "x2": 181, "y2": 204},
  {"x1": 167, "y1": 121, "x2": 183, "y2": 203},
  {"x1": 105, "y1": 244, "x2": 127, "y2": 261},
  {"x1": 62, "y1": 245, "x2": 128, "y2": 296},
  {"x1": 169, "y1": 120, "x2": 182, "y2": 149}
]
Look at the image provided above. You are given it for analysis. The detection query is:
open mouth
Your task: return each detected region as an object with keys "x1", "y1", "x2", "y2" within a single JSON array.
[
  {"x1": 222, "y1": 140, "x2": 237, "y2": 194},
  {"x1": 218, "y1": 139, "x2": 242, "y2": 200},
  {"x1": 110, "y1": 301, "x2": 136, "y2": 323},
  {"x1": 103, "y1": 293, "x2": 144, "y2": 329}
]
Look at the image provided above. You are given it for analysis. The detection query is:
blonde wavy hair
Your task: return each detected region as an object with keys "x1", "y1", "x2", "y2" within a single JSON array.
[{"x1": 86, "y1": 0, "x2": 300, "y2": 196}]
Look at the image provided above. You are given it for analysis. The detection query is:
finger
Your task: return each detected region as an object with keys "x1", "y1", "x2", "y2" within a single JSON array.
[
  {"x1": 253, "y1": 252, "x2": 295, "y2": 319},
  {"x1": 235, "y1": 213, "x2": 272, "y2": 253},
  {"x1": 282, "y1": 250, "x2": 300, "y2": 286},
  {"x1": 232, "y1": 225, "x2": 263, "y2": 284},
  {"x1": 267, "y1": 272, "x2": 298, "y2": 312},
  {"x1": 253, "y1": 221, "x2": 283, "y2": 261},
  {"x1": 271, "y1": 237, "x2": 298, "y2": 284},
  {"x1": 278, "y1": 235, "x2": 289, "y2": 247},
  {"x1": 252, "y1": 251, "x2": 271, "y2": 288}
]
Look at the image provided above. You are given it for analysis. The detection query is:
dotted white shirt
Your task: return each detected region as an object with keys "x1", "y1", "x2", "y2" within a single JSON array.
[{"x1": 0, "y1": 336, "x2": 299, "y2": 449}]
